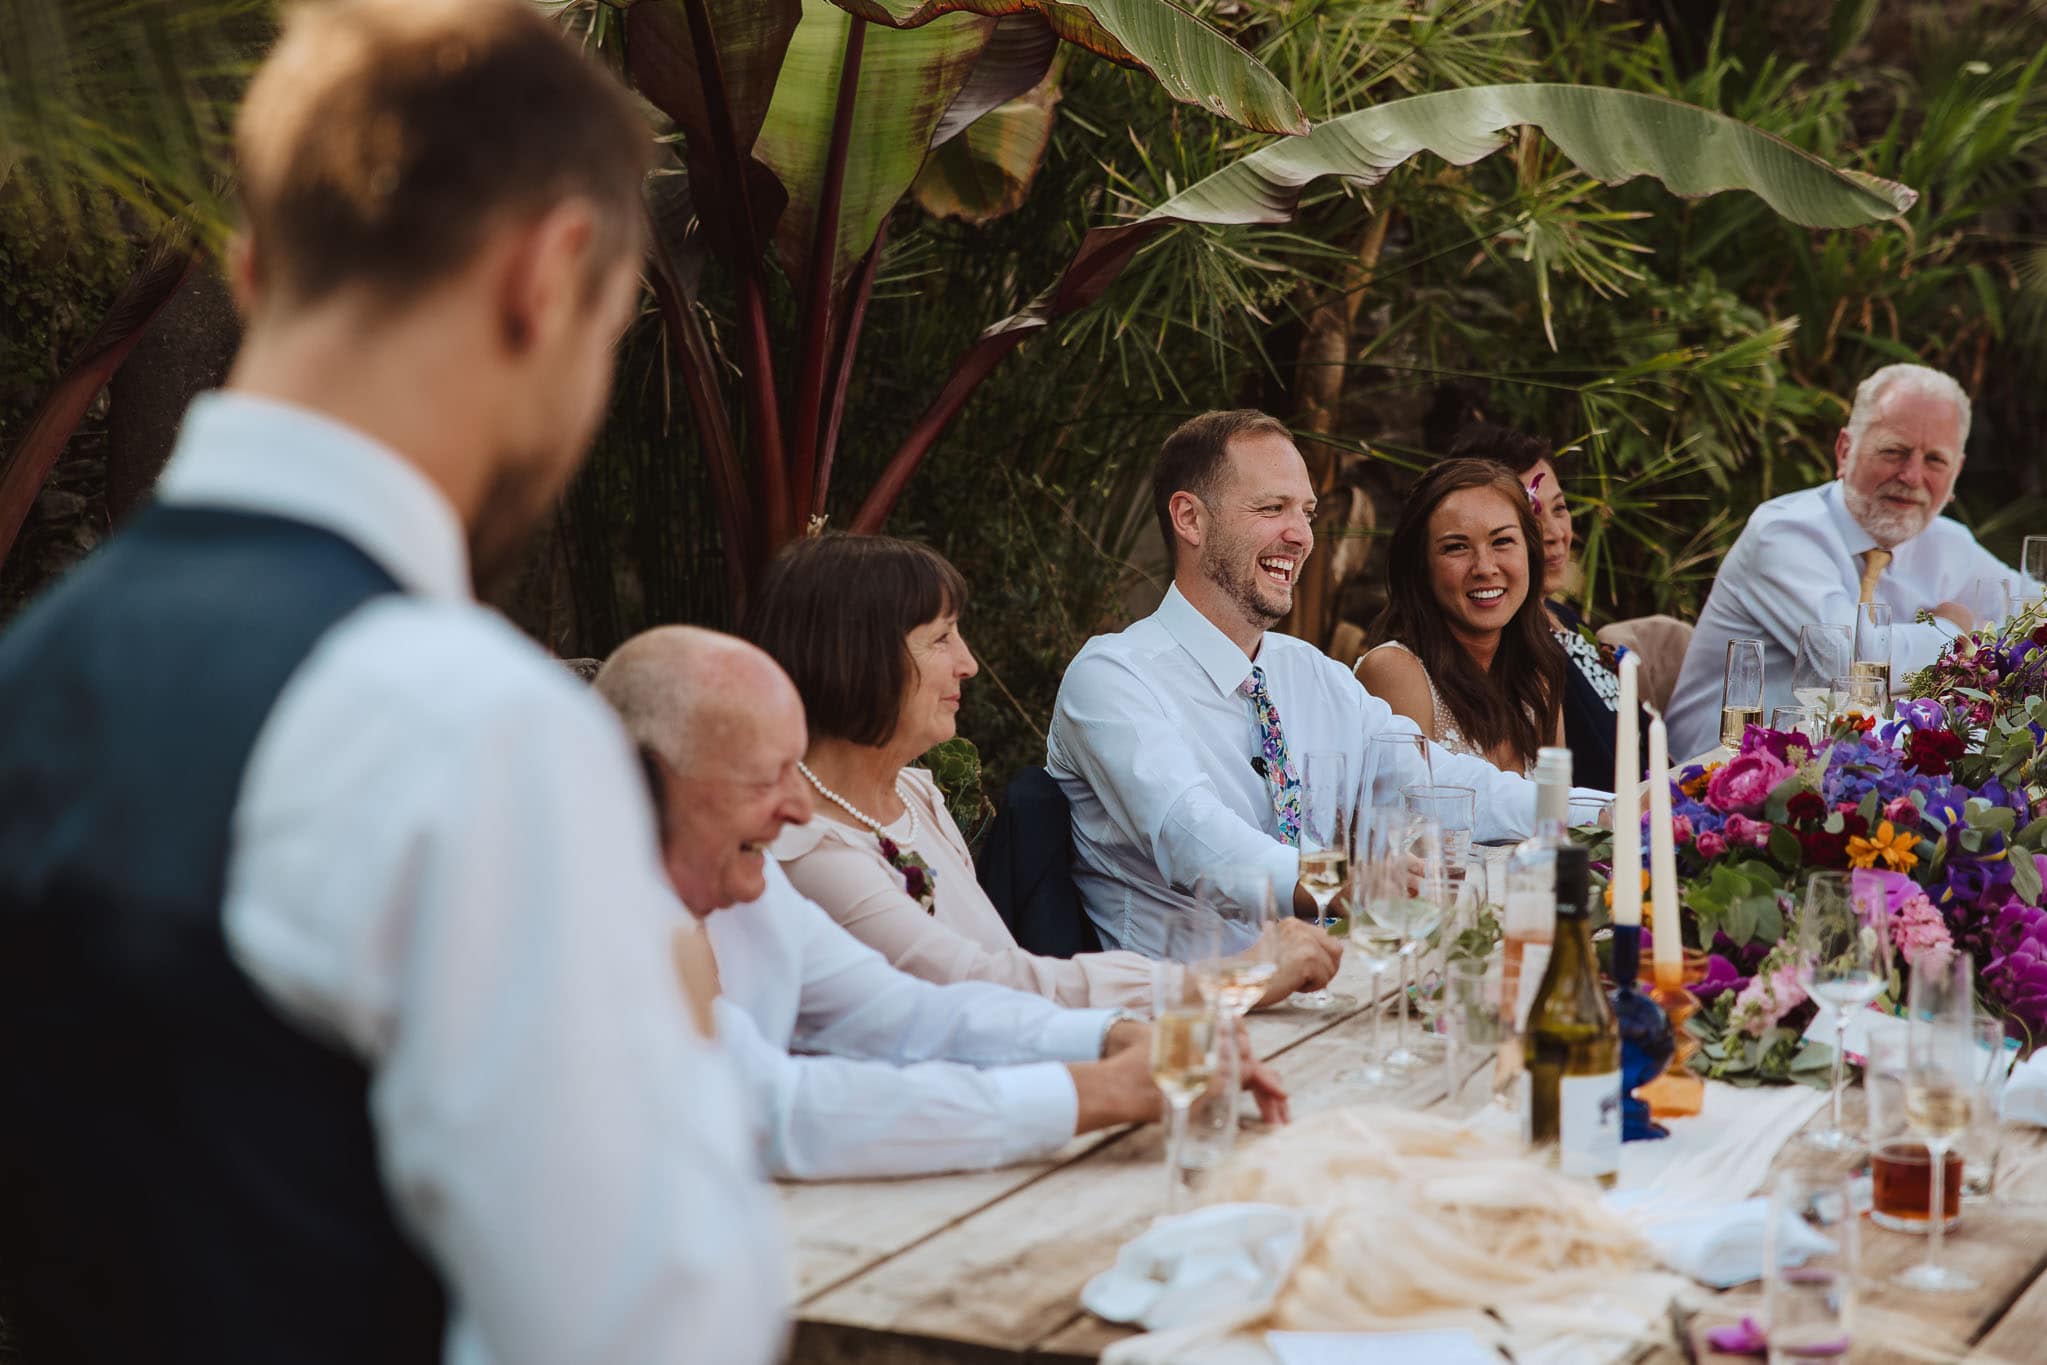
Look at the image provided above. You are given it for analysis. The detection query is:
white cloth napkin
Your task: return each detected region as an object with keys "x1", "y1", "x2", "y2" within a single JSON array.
[
  {"x1": 1081, "y1": 1203, "x2": 1309, "y2": 1333},
  {"x1": 1606, "y1": 1192, "x2": 1835, "y2": 1289},
  {"x1": 2001, "y1": 1051, "x2": 2047, "y2": 1125}
]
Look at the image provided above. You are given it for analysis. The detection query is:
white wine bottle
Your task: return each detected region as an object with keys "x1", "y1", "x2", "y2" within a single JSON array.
[{"x1": 1523, "y1": 843, "x2": 1622, "y2": 1186}]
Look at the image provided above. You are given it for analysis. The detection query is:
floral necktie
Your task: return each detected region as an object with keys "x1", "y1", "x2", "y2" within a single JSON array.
[{"x1": 1239, "y1": 665, "x2": 1302, "y2": 847}]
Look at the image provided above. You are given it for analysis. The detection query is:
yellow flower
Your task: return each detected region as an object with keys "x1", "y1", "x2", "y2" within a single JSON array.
[
  {"x1": 1680, "y1": 763, "x2": 1720, "y2": 800},
  {"x1": 1846, "y1": 820, "x2": 1919, "y2": 873},
  {"x1": 1603, "y1": 868, "x2": 1652, "y2": 908}
]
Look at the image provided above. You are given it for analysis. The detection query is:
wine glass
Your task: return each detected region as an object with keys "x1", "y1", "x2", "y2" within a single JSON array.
[
  {"x1": 1769, "y1": 705, "x2": 1822, "y2": 746},
  {"x1": 1795, "y1": 871, "x2": 1891, "y2": 1154},
  {"x1": 1792, "y1": 624, "x2": 1852, "y2": 715},
  {"x1": 1896, "y1": 952, "x2": 1980, "y2": 1293},
  {"x1": 1189, "y1": 874, "x2": 1279, "y2": 1018},
  {"x1": 1719, "y1": 638, "x2": 1765, "y2": 748},
  {"x1": 2023, "y1": 536, "x2": 2047, "y2": 606},
  {"x1": 1152, "y1": 914, "x2": 1223, "y2": 1214},
  {"x1": 1364, "y1": 730, "x2": 1432, "y2": 811},
  {"x1": 1364, "y1": 812, "x2": 1449, "y2": 1073},
  {"x1": 1294, "y1": 751, "x2": 1359, "y2": 1012},
  {"x1": 1853, "y1": 602, "x2": 1893, "y2": 687},
  {"x1": 1334, "y1": 899, "x2": 1406, "y2": 1089},
  {"x1": 1403, "y1": 783, "x2": 1477, "y2": 885},
  {"x1": 1838, "y1": 670, "x2": 1891, "y2": 723}
]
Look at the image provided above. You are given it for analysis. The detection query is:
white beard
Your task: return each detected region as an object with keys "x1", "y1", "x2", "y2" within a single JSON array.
[{"x1": 1842, "y1": 479, "x2": 1934, "y2": 549}]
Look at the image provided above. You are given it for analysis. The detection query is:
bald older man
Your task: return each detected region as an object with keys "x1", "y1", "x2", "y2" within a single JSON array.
[
  {"x1": 595, "y1": 627, "x2": 1287, "y2": 1180},
  {"x1": 1668, "y1": 363, "x2": 2016, "y2": 757}
]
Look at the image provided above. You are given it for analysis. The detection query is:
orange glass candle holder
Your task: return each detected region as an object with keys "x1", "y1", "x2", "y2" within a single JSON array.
[{"x1": 1636, "y1": 947, "x2": 1708, "y2": 1118}]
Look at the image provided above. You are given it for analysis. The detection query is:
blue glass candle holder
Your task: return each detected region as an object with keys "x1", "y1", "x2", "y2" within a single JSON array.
[{"x1": 1609, "y1": 924, "x2": 1672, "y2": 1142}]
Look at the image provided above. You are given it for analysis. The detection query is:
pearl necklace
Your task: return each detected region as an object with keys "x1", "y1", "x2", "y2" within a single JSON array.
[{"x1": 797, "y1": 760, "x2": 919, "y2": 850}]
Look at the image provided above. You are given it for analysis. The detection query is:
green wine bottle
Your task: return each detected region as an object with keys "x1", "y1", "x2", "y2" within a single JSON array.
[{"x1": 1522, "y1": 843, "x2": 1621, "y2": 1186}]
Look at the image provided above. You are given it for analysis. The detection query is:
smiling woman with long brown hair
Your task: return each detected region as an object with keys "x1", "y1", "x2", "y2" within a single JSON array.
[{"x1": 1356, "y1": 458, "x2": 1567, "y2": 775}]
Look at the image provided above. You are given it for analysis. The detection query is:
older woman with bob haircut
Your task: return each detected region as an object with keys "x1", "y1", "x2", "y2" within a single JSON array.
[
  {"x1": 1356, "y1": 458, "x2": 1567, "y2": 775},
  {"x1": 745, "y1": 532, "x2": 1338, "y2": 1010}
]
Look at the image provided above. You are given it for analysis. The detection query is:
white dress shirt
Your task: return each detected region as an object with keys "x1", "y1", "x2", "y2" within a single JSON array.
[
  {"x1": 1667, "y1": 481, "x2": 2012, "y2": 758},
  {"x1": 705, "y1": 862, "x2": 1113, "y2": 1180},
  {"x1": 163, "y1": 392, "x2": 786, "y2": 1365},
  {"x1": 1046, "y1": 583, "x2": 1606, "y2": 955}
]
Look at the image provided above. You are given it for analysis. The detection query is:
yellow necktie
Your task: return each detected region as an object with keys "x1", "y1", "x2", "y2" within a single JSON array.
[{"x1": 1858, "y1": 548, "x2": 1892, "y2": 605}]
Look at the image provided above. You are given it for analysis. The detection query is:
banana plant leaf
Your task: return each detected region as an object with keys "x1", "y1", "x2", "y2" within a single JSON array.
[
  {"x1": 851, "y1": 82, "x2": 1918, "y2": 531},
  {"x1": 753, "y1": 0, "x2": 993, "y2": 291},
  {"x1": 926, "y1": 13, "x2": 1060, "y2": 148},
  {"x1": 913, "y1": 59, "x2": 1062, "y2": 224},
  {"x1": 828, "y1": 0, "x2": 1306, "y2": 136},
  {"x1": 626, "y1": 0, "x2": 800, "y2": 263}
]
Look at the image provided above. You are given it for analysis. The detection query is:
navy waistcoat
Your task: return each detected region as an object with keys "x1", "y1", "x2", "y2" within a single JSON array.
[{"x1": 0, "y1": 503, "x2": 447, "y2": 1364}]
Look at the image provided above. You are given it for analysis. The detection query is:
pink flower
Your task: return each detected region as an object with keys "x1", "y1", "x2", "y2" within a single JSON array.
[
  {"x1": 1724, "y1": 814, "x2": 1773, "y2": 849},
  {"x1": 1696, "y1": 830, "x2": 1728, "y2": 859},
  {"x1": 1728, "y1": 944, "x2": 1809, "y2": 1037},
  {"x1": 1891, "y1": 892, "x2": 1955, "y2": 972},
  {"x1": 1883, "y1": 796, "x2": 1920, "y2": 828},
  {"x1": 1705, "y1": 750, "x2": 1795, "y2": 815},
  {"x1": 1671, "y1": 814, "x2": 1695, "y2": 844}
]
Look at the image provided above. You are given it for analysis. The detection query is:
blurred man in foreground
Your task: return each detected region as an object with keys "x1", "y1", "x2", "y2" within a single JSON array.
[
  {"x1": 0, "y1": 3, "x2": 784, "y2": 1361},
  {"x1": 595, "y1": 627, "x2": 1290, "y2": 1180}
]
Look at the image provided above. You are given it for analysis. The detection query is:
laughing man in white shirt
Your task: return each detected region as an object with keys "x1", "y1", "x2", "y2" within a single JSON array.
[
  {"x1": 1667, "y1": 363, "x2": 2014, "y2": 758},
  {"x1": 595, "y1": 627, "x2": 1289, "y2": 1180},
  {"x1": 1048, "y1": 410, "x2": 1608, "y2": 956}
]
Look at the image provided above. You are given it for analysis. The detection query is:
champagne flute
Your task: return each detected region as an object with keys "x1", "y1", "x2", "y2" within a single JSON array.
[
  {"x1": 1366, "y1": 812, "x2": 1449, "y2": 1073},
  {"x1": 1190, "y1": 874, "x2": 1279, "y2": 1017},
  {"x1": 1795, "y1": 871, "x2": 1892, "y2": 1154},
  {"x1": 1792, "y1": 624, "x2": 1852, "y2": 714},
  {"x1": 1334, "y1": 900, "x2": 1406, "y2": 1089},
  {"x1": 1853, "y1": 602, "x2": 1893, "y2": 688},
  {"x1": 1152, "y1": 914, "x2": 1223, "y2": 1215},
  {"x1": 1896, "y1": 952, "x2": 1980, "y2": 1293},
  {"x1": 1295, "y1": 751, "x2": 1359, "y2": 1012},
  {"x1": 1719, "y1": 638, "x2": 1765, "y2": 748}
]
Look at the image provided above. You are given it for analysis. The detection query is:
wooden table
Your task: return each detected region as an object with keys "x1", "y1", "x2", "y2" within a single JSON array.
[{"x1": 780, "y1": 953, "x2": 2047, "y2": 1364}]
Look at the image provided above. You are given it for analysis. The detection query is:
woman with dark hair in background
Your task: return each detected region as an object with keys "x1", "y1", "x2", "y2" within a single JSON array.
[
  {"x1": 1447, "y1": 422, "x2": 1638, "y2": 785},
  {"x1": 1356, "y1": 458, "x2": 1566, "y2": 775},
  {"x1": 743, "y1": 532, "x2": 1340, "y2": 1010}
]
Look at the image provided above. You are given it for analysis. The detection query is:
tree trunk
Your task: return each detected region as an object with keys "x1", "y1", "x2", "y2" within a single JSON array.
[
  {"x1": 104, "y1": 260, "x2": 239, "y2": 522},
  {"x1": 1281, "y1": 210, "x2": 1394, "y2": 652}
]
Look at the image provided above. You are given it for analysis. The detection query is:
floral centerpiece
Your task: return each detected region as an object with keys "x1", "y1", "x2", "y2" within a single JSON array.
[{"x1": 1650, "y1": 709, "x2": 2047, "y2": 1085}]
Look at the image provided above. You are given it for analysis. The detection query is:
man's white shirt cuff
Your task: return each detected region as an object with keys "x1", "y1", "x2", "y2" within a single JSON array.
[
  {"x1": 1043, "y1": 1007, "x2": 1121, "y2": 1061},
  {"x1": 991, "y1": 1062, "x2": 1081, "y2": 1163}
]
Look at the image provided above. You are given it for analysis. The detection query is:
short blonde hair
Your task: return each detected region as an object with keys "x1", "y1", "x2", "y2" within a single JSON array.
[{"x1": 235, "y1": 0, "x2": 650, "y2": 307}]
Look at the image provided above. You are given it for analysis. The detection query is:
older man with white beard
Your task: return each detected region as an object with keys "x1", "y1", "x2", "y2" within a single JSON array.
[{"x1": 1668, "y1": 363, "x2": 2015, "y2": 758}]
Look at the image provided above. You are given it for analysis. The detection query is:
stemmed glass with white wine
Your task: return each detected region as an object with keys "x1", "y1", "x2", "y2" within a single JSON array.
[
  {"x1": 1796, "y1": 871, "x2": 1892, "y2": 1154},
  {"x1": 1792, "y1": 624, "x2": 1852, "y2": 718},
  {"x1": 1293, "y1": 751, "x2": 1358, "y2": 1012},
  {"x1": 1151, "y1": 911, "x2": 1223, "y2": 1215},
  {"x1": 1363, "y1": 811, "x2": 1449, "y2": 1073},
  {"x1": 1896, "y1": 952, "x2": 1980, "y2": 1294}
]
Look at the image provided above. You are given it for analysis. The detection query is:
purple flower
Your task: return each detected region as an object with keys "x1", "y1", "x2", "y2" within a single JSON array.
[
  {"x1": 1985, "y1": 903, "x2": 2047, "y2": 1040},
  {"x1": 1694, "y1": 953, "x2": 1745, "y2": 1002},
  {"x1": 1895, "y1": 697, "x2": 1949, "y2": 733},
  {"x1": 1706, "y1": 750, "x2": 1796, "y2": 815}
]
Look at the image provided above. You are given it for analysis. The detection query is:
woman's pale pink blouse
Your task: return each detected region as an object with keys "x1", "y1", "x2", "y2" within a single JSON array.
[{"x1": 769, "y1": 767, "x2": 1153, "y2": 1009}]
